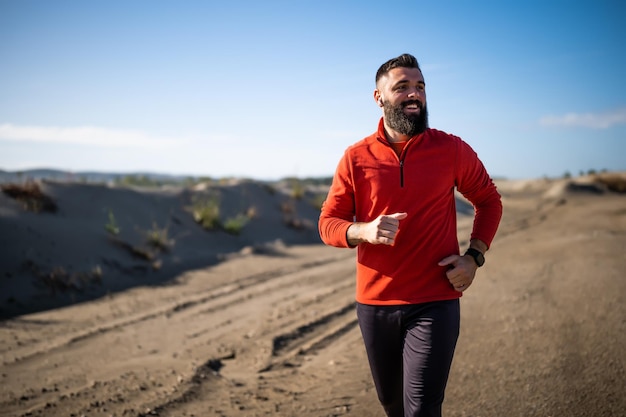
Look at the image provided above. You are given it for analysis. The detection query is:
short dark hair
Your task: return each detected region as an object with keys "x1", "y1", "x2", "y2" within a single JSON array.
[{"x1": 375, "y1": 53, "x2": 422, "y2": 84}]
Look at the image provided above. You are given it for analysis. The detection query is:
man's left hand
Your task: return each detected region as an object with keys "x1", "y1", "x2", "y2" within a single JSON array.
[{"x1": 438, "y1": 254, "x2": 478, "y2": 292}]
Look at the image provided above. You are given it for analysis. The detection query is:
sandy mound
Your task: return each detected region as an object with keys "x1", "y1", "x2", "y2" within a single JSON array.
[
  {"x1": 543, "y1": 178, "x2": 607, "y2": 199},
  {"x1": 0, "y1": 180, "x2": 324, "y2": 318}
]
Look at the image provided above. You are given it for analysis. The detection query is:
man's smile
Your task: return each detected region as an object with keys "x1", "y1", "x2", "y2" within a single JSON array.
[{"x1": 402, "y1": 100, "x2": 422, "y2": 112}]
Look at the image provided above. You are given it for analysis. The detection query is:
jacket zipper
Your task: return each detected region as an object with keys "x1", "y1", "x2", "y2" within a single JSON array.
[{"x1": 380, "y1": 136, "x2": 412, "y2": 188}]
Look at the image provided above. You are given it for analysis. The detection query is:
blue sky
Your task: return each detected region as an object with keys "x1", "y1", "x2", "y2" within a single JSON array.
[{"x1": 1, "y1": 0, "x2": 624, "y2": 180}]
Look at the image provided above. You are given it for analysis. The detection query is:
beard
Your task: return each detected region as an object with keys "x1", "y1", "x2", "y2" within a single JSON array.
[{"x1": 383, "y1": 99, "x2": 429, "y2": 137}]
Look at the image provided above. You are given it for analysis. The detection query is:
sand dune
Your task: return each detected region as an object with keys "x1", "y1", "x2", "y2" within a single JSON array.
[
  {"x1": 1, "y1": 174, "x2": 625, "y2": 416},
  {"x1": 0, "y1": 179, "x2": 322, "y2": 318}
]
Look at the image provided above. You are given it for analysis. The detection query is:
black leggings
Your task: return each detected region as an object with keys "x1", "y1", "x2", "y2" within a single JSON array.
[{"x1": 356, "y1": 299, "x2": 460, "y2": 417}]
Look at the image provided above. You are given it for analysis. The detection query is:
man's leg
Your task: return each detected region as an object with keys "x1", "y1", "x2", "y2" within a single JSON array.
[
  {"x1": 403, "y1": 299, "x2": 460, "y2": 417},
  {"x1": 356, "y1": 303, "x2": 405, "y2": 417}
]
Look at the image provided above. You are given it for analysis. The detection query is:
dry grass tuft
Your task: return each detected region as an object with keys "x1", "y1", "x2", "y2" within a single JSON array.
[
  {"x1": 25, "y1": 262, "x2": 103, "y2": 295},
  {"x1": 1, "y1": 181, "x2": 58, "y2": 213},
  {"x1": 594, "y1": 174, "x2": 626, "y2": 193}
]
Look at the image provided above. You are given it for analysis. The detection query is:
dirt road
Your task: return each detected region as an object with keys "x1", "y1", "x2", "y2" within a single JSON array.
[{"x1": 1, "y1": 183, "x2": 625, "y2": 417}]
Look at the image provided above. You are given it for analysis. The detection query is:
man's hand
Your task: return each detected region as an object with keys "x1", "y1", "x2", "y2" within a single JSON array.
[
  {"x1": 347, "y1": 212, "x2": 407, "y2": 246},
  {"x1": 438, "y1": 253, "x2": 478, "y2": 292}
]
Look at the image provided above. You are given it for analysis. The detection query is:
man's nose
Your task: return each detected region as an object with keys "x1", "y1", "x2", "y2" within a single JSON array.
[{"x1": 407, "y1": 88, "x2": 423, "y2": 99}]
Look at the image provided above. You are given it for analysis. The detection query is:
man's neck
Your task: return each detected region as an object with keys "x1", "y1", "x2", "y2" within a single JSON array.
[{"x1": 383, "y1": 124, "x2": 412, "y2": 143}]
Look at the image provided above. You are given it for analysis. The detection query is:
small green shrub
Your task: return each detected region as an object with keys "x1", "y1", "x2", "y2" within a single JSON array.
[
  {"x1": 290, "y1": 178, "x2": 304, "y2": 200},
  {"x1": 192, "y1": 196, "x2": 221, "y2": 230},
  {"x1": 145, "y1": 221, "x2": 171, "y2": 250},
  {"x1": 105, "y1": 209, "x2": 120, "y2": 235},
  {"x1": 223, "y1": 214, "x2": 250, "y2": 235}
]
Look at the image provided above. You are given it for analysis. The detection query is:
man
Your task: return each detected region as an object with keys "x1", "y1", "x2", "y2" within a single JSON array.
[{"x1": 318, "y1": 53, "x2": 502, "y2": 417}]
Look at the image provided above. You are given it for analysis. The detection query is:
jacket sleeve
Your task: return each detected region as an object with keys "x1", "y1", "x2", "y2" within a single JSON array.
[
  {"x1": 318, "y1": 151, "x2": 356, "y2": 248},
  {"x1": 455, "y1": 140, "x2": 503, "y2": 249}
]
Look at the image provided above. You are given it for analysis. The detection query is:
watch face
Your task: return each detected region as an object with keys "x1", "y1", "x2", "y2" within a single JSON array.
[
  {"x1": 476, "y1": 252, "x2": 485, "y2": 266},
  {"x1": 467, "y1": 248, "x2": 484, "y2": 267}
]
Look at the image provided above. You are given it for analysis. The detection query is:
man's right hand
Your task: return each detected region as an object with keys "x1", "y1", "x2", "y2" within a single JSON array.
[{"x1": 347, "y1": 212, "x2": 407, "y2": 246}]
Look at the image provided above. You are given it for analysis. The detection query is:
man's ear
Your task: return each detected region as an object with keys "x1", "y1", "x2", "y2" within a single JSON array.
[{"x1": 374, "y1": 91, "x2": 384, "y2": 107}]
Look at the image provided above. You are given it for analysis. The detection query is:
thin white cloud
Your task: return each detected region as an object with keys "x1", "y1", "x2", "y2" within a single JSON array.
[
  {"x1": 539, "y1": 108, "x2": 626, "y2": 129},
  {"x1": 0, "y1": 123, "x2": 184, "y2": 148}
]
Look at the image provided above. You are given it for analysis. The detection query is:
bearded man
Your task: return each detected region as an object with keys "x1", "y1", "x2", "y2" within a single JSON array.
[{"x1": 318, "y1": 53, "x2": 503, "y2": 417}]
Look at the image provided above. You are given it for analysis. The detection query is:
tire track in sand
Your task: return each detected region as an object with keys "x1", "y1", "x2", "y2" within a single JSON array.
[{"x1": 0, "y1": 245, "x2": 358, "y2": 417}]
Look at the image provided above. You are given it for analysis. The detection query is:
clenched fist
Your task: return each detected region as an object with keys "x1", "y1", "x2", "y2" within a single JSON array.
[{"x1": 347, "y1": 212, "x2": 407, "y2": 246}]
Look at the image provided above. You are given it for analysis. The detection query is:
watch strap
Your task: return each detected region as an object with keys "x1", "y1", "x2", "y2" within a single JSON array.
[{"x1": 464, "y1": 248, "x2": 485, "y2": 267}]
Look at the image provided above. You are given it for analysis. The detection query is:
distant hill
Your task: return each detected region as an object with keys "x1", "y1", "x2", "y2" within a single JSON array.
[
  {"x1": 0, "y1": 169, "x2": 199, "y2": 185},
  {"x1": 0, "y1": 169, "x2": 333, "y2": 187}
]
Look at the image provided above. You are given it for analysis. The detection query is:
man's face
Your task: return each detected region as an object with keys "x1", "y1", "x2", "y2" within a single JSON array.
[{"x1": 377, "y1": 67, "x2": 428, "y2": 136}]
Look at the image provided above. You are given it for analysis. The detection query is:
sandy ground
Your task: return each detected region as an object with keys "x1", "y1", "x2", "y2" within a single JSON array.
[{"x1": 1, "y1": 176, "x2": 625, "y2": 416}]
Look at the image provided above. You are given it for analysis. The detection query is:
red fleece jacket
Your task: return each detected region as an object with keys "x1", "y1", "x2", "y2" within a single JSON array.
[{"x1": 318, "y1": 119, "x2": 502, "y2": 305}]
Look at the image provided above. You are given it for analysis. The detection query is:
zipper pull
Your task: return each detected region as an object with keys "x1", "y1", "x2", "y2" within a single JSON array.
[{"x1": 399, "y1": 159, "x2": 404, "y2": 188}]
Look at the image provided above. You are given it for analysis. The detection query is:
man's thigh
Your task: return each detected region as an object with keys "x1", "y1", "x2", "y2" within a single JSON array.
[{"x1": 403, "y1": 300, "x2": 460, "y2": 415}]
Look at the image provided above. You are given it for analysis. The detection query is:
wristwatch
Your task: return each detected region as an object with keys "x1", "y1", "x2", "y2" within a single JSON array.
[{"x1": 464, "y1": 248, "x2": 485, "y2": 267}]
